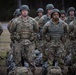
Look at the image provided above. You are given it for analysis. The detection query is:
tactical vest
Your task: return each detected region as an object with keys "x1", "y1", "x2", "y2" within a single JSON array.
[
  {"x1": 66, "y1": 18, "x2": 72, "y2": 24},
  {"x1": 43, "y1": 15, "x2": 50, "y2": 25},
  {"x1": 40, "y1": 15, "x2": 50, "y2": 30},
  {"x1": 66, "y1": 17, "x2": 76, "y2": 24},
  {"x1": 16, "y1": 18, "x2": 34, "y2": 39},
  {"x1": 48, "y1": 21, "x2": 64, "y2": 41}
]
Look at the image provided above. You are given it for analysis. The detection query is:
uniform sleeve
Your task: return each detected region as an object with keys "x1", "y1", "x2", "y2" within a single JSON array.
[
  {"x1": 42, "y1": 22, "x2": 49, "y2": 37},
  {"x1": 38, "y1": 16, "x2": 44, "y2": 28},
  {"x1": 34, "y1": 17, "x2": 37, "y2": 22},
  {"x1": 8, "y1": 19, "x2": 17, "y2": 34},
  {"x1": 63, "y1": 22, "x2": 69, "y2": 34},
  {"x1": 69, "y1": 21, "x2": 74, "y2": 33},
  {"x1": 33, "y1": 19, "x2": 39, "y2": 32},
  {"x1": 8, "y1": 20, "x2": 13, "y2": 33}
]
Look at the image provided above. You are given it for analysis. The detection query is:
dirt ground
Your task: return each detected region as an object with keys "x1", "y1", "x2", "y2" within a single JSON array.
[{"x1": 0, "y1": 22, "x2": 11, "y2": 75}]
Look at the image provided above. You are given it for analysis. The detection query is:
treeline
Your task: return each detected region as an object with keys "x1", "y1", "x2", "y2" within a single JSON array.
[{"x1": 0, "y1": 0, "x2": 76, "y2": 21}]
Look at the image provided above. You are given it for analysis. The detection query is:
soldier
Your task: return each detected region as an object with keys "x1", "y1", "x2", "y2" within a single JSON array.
[
  {"x1": 39, "y1": 4, "x2": 54, "y2": 28},
  {"x1": 34, "y1": 8, "x2": 44, "y2": 49},
  {"x1": 7, "y1": 9, "x2": 21, "y2": 73},
  {"x1": 60, "y1": 10, "x2": 70, "y2": 55},
  {"x1": 7, "y1": 8, "x2": 21, "y2": 50},
  {"x1": 65, "y1": 7, "x2": 76, "y2": 24},
  {"x1": 69, "y1": 19, "x2": 76, "y2": 64},
  {"x1": 37, "y1": 4, "x2": 54, "y2": 50},
  {"x1": 10, "y1": 4, "x2": 38, "y2": 70},
  {"x1": 42, "y1": 9, "x2": 69, "y2": 66},
  {"x1": 0, "y1": 22, "x2": 3, "y2": 35},
  {"x1": 60, "y1": 10, "x2": 67, "y2": 22},
  {"x1": 13, "y1": 9, "x2": 21, "y2": 17},
  {"x1": 35, "y1": 8, "x2": 44, "y2": 22},
  {"x1": 66, "y1": 19, "x2": 76, "y2": 75},
  {"x1": 8, "y1": 8, "x2": 21, "y2": 33}
]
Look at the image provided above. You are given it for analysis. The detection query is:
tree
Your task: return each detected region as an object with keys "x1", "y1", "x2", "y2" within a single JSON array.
[
  {"x1": 17, "y1": 0, "x2": 21, "y2": 8},
  {"x1": 62, "y1": 0, "x2": 65, "y2": 10}
]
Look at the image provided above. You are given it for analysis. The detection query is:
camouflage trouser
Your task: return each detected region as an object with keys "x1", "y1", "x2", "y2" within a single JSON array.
[
  {"x1": 64, "y1": 39, "x2": 71, "y2": 52},
  {"x1": 70, "y1": 40, "x2": 76, "y2": 63},
  {"x1": 13, "y1": 39, "x2": 35, "y2": 66},
  {"x1": 45, "y1": 40, "x2": 66, "y2": 66},
  {"x1": 38, "y1": 40, "x2": 47, "y2": 52}
]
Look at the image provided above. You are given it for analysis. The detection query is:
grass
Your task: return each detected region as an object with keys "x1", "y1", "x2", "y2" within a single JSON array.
[{"x1": 0, "y1": 26, "x2": 11, "y2": 66}]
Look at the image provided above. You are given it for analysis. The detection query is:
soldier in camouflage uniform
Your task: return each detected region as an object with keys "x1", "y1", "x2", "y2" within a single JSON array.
[
  {"x1": 0, "y1": 22, "x2": 3, "y2": 35},
  {"x1": 60, "y1": 10, "x2": 67, "y2": 22},
  {"x1": 42, "y1": 9, "x2": 69, "y2": 66},
  {"x1": 60, "y1": 10, "x2": 70, "y2": 55},
  {"x1": 8, "y1": 8, "x2": 21, "y2": 46},
  {"x1": 8, "y1": 8, "x2": 21, "y2": 33},
  {"x1": 39, "y1": 4, "x2": 54, "y2": 28},
  {"x1": 7, "y1": 9, "x2": 21, "y2": 73},
  {"x1": 37, "y1": 4, "x2": 55, "y2": 51},
  {"x1": 7, "y1": 9, "x2": 21, "y2": 74},
  {"x1": 35, "y1": 8, "x2": 44, "y2": 22},
  {"x1": 10, "y1": 5, "x2": 38, "y2": 68},
  {"x1": 34, "y1": 8, "x2": 44, "y2": 49},
  {"x1": 67, "y1": 19, "x2": 76, "y2": 75},
  {"x1": 65, "y1": 7, "x2": 76, "y2": 24}
]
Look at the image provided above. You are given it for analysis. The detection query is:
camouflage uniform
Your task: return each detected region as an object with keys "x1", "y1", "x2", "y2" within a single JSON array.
[
  {"x1": 7, "y1": 9, "x2": 21, "y2": 51},
  {"x1": 11, "y1": 15, "x2": 38, "y2": 66},
  {"x1": 35, "y1": 17, "x2": 41, "y2": 23},
  {"x1": 69, "y1": 19, "x2": 76, "y2": 64},
  {"x1": 38, "y1": 4, "x2": 54, "y2": 50},
  {"x1": 60, "y1": 10, "x2": 70, "y2": 54},
  {"x1": 8, "y1": 8, "x2": 21, "y2": 32},
  {"x1": 38, "y1": 15, "x2": 51, "y2": 28},
  {"x1": 38, "y1": 4, "x2": 54, "y2": 28},
  {"x1": 42, "y1": 9, "x2": 69, "y2": 66},
  {"x1": 65, "y1": 17, "x2": 76, "y2": 24},
  {"x1": 35, "y1": 14, "x2": 50, "y2": 49},
  {"x1": 65, "y1": 19, "x2": 76, "y2": 75}
]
